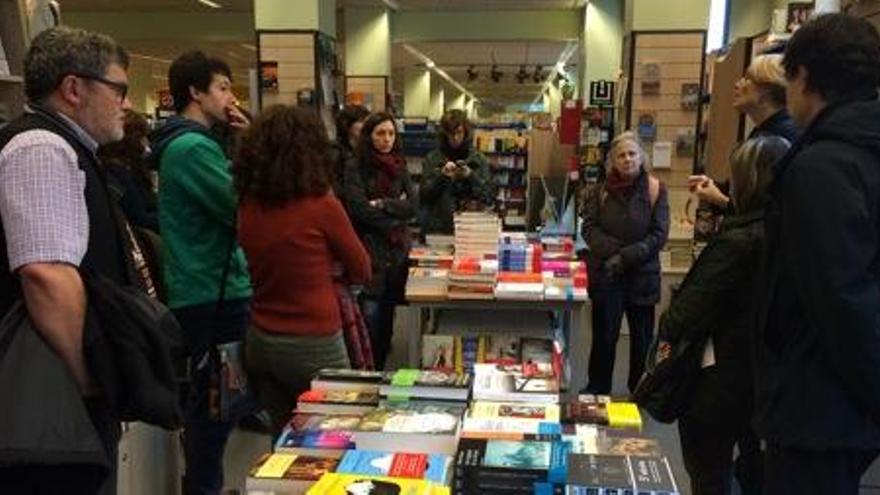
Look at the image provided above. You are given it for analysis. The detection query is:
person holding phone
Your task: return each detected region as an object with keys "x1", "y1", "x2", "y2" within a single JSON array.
[{"x1": 420, "y1": 109, "x2": 494, "y2": 234}]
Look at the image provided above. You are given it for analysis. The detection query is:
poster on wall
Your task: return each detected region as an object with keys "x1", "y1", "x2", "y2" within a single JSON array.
[
  {"x1": 637, "y1": 112, "x2": 657, "y2": 142},
  {"x1": 652, "y1": 141, "x2": 672, "y2": 169},
  {"x1": 787, "y1": 2, "x2": 815, "y2": 33},
  {"x1": 259, "y1": 61, "x2": 278, "y2": 93},
  {"x1": 676, "y1": 129, "x2": 696, "y2": 158},
  {"x1": 640, "y1": 62, "x2": 661, "y2": 96},
  {"x1": 680, "y1": 83, "x2": 700, "y2": 111}
]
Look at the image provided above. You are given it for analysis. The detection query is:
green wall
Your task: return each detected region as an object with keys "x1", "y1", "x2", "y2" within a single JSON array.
[
  {"x1": 583, "y1": 0, "x2": 624, "y2": 84},
  {"x1": 729, "y1": 0, "x2": 773, "y2": 40},
  {"x1": 255, "y1": 0, "x2": 335, "y2": 34},
  {"x1": 630, "y1": 0, "x2": 711, "y2": 30},
  {"x1": 393, "y1": 10, "x2": 581, "y2": 42},
  {"x1": 404, "y1": 68, "x2": 431, "y2": 117},
  {"x1": 344, "y1": 7, "x2": 391, "y2": 76}
]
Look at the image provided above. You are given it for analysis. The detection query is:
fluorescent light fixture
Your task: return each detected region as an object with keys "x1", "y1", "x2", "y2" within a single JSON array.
[
  {"x1": 426, "y1": 60, "x2": 435, "y2": 69},
  {"x1": 130, "y1": 53, "x2": 172, "y2": 64},
  {"x1": 533, "y1": 42, "x2": 579, "y2": 104},
  {"x1": 240, "y1": 43, "x2": 257, "y2": 51},
  {"x1": 402, "y1": 43, "x2": 476, "y2": 100},
  {"x1": 381, "y1": 0, "x2": 400, "y2": 10},
  {"x1": 196, "y1": 0, "x2": 222, "y2": 8}
]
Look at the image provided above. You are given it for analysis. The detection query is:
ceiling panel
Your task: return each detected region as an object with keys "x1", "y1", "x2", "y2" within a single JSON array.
[
  {"x1": 339, "y1": 0, "x2": 581, "y2": 10},
  {"x1": 59, "y1": 0, "x2": 254, "y2": 12}
]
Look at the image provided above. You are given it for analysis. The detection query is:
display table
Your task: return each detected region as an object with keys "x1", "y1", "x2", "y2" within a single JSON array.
[{"x1": 402, "y1": 297, "x2": 591, "y2": 392}]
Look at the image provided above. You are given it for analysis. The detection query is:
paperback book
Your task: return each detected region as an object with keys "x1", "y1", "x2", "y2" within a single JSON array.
[
  {"x1": 336, "y1": 450, "x2": 452, "y2": 485},
  {"x1": 245, "y1": 452, "x2": 339, "y2": 494}
]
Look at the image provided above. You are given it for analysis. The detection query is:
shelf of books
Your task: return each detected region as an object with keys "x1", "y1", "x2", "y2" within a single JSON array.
[
  {"x1": 244, "y1": 367, "x2": 680, "y2": 494},
  {"x1": 474, "y1": 127, "x2": 530, "y2": 230}
]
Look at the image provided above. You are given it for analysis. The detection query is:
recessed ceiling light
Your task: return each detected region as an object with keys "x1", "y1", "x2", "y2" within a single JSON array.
[{"x1": 196, "y1": 0, "x2": 222, "y2": 9}]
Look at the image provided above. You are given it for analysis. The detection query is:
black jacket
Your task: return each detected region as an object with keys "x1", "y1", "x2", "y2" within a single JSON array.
[
  {"x1": 582, "y1": 170, "x2": 670, "y2": 305},
  {"x1": 748, "y1": 108, "x2": 799, "y2": 143},
  {"x1": 343, "y1": 156, "x2": 417, "y2": 299},
  {"x1": 329, "y1": 141, "x2": 355, "y2": 202},
  {"x1": 661, "y1": 210, "x2": 764, "y2": 422},
  {"x1": 755, "y1": 98, "x2": 880, "y2": 449},
  {"x1": 419, "y1": 147, "x2": 494, "y2": 234}
]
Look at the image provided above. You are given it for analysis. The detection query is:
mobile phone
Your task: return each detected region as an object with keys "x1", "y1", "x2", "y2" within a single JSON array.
[{"x1": 455, "y1": 160, "x2": 467, "y2": 168}]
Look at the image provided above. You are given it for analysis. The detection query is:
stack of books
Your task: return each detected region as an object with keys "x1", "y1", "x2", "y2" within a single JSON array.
[
  {"x1": 471, "y1": 363, "x2": 560, "y2": 404},
  {"x1": 447, "y1": 256, "x2": 497, "y2": 300},
  {"x1": 452, "y1": 212, "x2": 500, "y2": 258},
  {"x1": 406, "y1": 267, "x2": 450, "y2": 301},
  {"x1": 379, "y1": 368, "x2": 471, "y2": 403},
  {"x1": 421, "y1": 335, "x2": 558, "y2": 377},
  {"x1": 495, "y1": 271, "x2": 545, "y2": 301}
]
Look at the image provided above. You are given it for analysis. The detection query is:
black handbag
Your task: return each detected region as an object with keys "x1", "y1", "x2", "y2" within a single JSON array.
[{"x1": 632, "y1": 329, "x2": 707, "y2": 424}]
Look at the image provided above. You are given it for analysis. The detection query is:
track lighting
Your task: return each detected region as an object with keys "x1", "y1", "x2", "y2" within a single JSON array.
[
  {"x1": 467, "y1": 65, "x2": 479, "y2": 82},
  {"x1": 490, "y1": 65, "x2": 503, "y2": 83},
  {"x1": 532, "y1": 65, "x2": 545, "y2": 84},
  {"x1": 515, "y1": 65, "x2": 529, "y2": 84}
]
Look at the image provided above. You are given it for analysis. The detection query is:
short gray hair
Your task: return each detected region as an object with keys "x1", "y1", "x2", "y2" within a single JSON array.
[
  {"x1": 606, "y1": 131, "x2": 651, "y2": 171},
  {"x1": 24, "y1": 26, "x2": 129, "y2": 102}
]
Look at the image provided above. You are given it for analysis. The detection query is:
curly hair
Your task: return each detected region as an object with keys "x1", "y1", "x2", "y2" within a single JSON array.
[
  {"x1": 97, "y1": 109, "x2": 149, "y2": 166},
  {"x1": 783, "y1": 13, "x2": 880, "y2": 101},
  {"x1": 232, "y1": 105, "x2": 331, "y2": 206},
  {"x1": 335, "y1": 104, "x2": 369, "y2": 149}
]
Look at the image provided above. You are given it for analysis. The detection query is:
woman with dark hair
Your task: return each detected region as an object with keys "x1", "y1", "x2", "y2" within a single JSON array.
[
  {"x1": 331, "y1": 104, "x2": 370, "y2": 197},
  {"x1": 420, "y1": 109, "x2": 494, "y2": 234},
  {"x1": 97, "y1": 109, "x2": 157, "y2": 231},
  {"x1": 343, "y1": 112, "x2": 416, "y2": 370},
  {"x1": 234, "y1": 105, "x2": 371, "y2": 432},
  {"x1": 660, "y1": 136, "x2": 791, "y2": 495}
]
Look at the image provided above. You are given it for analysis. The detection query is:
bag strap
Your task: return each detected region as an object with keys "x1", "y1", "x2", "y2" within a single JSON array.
[
  {"x1": 215, "y1": 211, "x2": 238, "y2": 314},
  {"x1": 648, "y1": 175, "x2": 660, "y2": 209}
]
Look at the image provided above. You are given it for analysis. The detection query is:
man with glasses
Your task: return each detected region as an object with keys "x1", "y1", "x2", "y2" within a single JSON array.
[{"x1": 0, "y1": 27, "x2": 132, "y2": 493}]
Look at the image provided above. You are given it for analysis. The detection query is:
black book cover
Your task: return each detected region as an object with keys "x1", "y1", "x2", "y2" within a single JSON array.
[{"x1": 630, "y1": 456, "x2": 679, "y2": 494}]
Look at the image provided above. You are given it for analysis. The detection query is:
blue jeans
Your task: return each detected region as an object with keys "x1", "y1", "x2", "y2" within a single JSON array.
[{"x1": 173, "y1": 298, "x2": 250, "y2": 495}]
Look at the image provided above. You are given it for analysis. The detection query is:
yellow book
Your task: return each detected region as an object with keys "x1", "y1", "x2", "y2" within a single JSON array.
[
  {"x1": 307, "y1": 472, "x2": 435, "y2": 495},
  {"x1": 431, "y1": 486, "x2": 451, "y2": 495},
  {"x1": 469, "y1": 401, "x2": 561, "y2": 422},
  {"x1": 606, "y1": 402, "x2": 643, "y2": 431}
]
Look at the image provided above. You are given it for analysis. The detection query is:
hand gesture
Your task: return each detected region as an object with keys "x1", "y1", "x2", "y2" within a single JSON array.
[
  {"x1": 442, "y1": 161, "x2": 457, "y2": 178},
  {"x1": 688, "y1": 175, "x2": 729, "y2": 207}
]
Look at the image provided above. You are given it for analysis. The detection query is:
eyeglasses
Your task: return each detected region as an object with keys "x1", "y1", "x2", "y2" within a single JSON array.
[{"x1": 72, "y1": 72, "x2": 128, "y2": 103}]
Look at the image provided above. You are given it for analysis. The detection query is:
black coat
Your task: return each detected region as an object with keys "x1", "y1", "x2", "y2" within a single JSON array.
[
  {"x1": 582, "y1": 170, "x2": 670, "y2": 305},
  {"x1": 343, "y1": 156, "x2": 417, "y2": 299},
  {"x1": 660, "y1": 210, "x2": 764, "y2": 422},
  {"x1": 419, "y1": 147, "x2": 494, "y2": 235},
  {"x1": 755, "y1": 98, "x2": 880, "y2": 449}
]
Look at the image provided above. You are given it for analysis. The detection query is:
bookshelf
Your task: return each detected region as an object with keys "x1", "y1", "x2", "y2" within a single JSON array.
[
  {"x1": 474, "y1": 126, "x2": 530, "y2": 230},
  {"x1": 0, "y1": 0, "x2": 28, "y2": 121}
]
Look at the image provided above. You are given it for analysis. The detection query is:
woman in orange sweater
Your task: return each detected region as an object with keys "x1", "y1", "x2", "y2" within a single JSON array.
[{"x1": 233, "y1": 105, "x2": 371, "y2": 432}]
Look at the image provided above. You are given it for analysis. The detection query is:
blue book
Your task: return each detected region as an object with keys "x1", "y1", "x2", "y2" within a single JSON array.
[{"x1": 336, "y1": 450, "x2": 451, "y2": 484}]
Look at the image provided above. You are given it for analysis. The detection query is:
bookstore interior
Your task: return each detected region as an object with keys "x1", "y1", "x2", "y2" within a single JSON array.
[{"x1": 1, "y1": 0, "x2": 879, "y2": 494}]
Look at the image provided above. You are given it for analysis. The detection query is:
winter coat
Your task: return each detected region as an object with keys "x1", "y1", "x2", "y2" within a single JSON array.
[
  {"x1": 419, "y1": 147, "x2": 494, "y2": 234},
  {"x1": 659, "y1": 210, "x2": 764, "y2": 422},
  {"x1": 582, "y1": 170, "x2": 670, "y2": 305},
  {"x1": 343, "y1": 155, "x2": 417, "y2": 300},
  {"x1": 755, "y1": 97, "x2": 880, "y2": 449}
]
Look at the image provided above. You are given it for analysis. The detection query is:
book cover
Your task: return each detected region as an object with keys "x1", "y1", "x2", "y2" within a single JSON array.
[
  {"x1": 598, "y1": 435, "x2": 662, "y2": 457},
  {"x1": 606, "y1": 402, "x2": 643, "y2": 431},
  {"x1": 356, "y1": 404, "x2": 461, "y2": 435},
  {"x1": 461, "y1": 417, "x2": 562, "y2": 440},
  {"x1": 521, "y1": 338, "x2": 554, "y2": 365},
  {"x1": 470, "y1": 401, "x2": 560, "y2": 422},
  {"x1": 274, "y1": 429, "x2": 355, "y2": 451},
  {"x1": 561, "y1": 401, "x2": 609, "y2": 425},
  {"x1": 314, "y1": 368, "x2": 387, "y2": 382},
  {"x1": 422, "y1": 335, "x2": 455, "y2": 371},
  {"x1": 630, "y1": 456, "x2": 679, "y2": 494},
  {"x1": 298, "y1": 389, "x2": 379, "y2": 406},
  {"x1": 248, "y1": 452, "x2": 339, "y2": 481},
  {"x1": 565, "y1": 454, "x2": 635, "y2": 492},
  {"x1": 337, "y1": 450, "x2": 451, "y2": 484},
  {"x1": 290, "y1": 412, "x2": 364, "y2": 432},
  {"x1": 306, "y1": 472, "x2": 435, "y2": 495},
  {"x1": 483, "y1": 440, "x2": 552, "y2": 470},
  {"x1": 484, "y1": 335, "x2": 521, "y2": 364}
]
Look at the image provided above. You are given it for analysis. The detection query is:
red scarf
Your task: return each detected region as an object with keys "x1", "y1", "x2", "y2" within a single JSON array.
[
  {"x1": 372, "y1": 152, "x2": 404, "y2": 196},
  {"x1": 605, "y1": 167, "x2": 639, "y2": 198}
]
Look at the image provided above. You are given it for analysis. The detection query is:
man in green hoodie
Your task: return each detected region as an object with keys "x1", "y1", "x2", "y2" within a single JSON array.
[{"x1": 150, "y1": 51, "x2": 251, "y2": 495}]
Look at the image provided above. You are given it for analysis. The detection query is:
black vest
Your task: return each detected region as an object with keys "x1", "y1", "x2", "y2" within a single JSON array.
[{"x1": 0, "y1": 107, "x2": 131, "y2": 316}]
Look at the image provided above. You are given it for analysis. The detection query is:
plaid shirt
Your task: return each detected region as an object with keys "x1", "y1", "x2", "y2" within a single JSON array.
[{"x1": 0, "y1": 108, "x2": 94, "y2": 271}]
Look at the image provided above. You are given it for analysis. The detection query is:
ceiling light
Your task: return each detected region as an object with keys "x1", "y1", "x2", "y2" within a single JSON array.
[
  {"x1": 426, "y1": 60, "x2": 435, "y2": 69},
  {"x1": 381, "y1": 0, "x2": 400, "y2": 10},
  {"x1": 516, "y1": 65, "x2": 529, "y2": 84},
  {"x1": 196, "y1": 0, "x2": 222, "y2": 8}
]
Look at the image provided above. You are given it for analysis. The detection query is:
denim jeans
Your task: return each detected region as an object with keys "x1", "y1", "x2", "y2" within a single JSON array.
[{"x1": 173, "y1": 298, "x2": 250, "y2": 495}]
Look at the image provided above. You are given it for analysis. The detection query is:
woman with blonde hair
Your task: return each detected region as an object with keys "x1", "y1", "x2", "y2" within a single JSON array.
[
  {"x1": 582, "y1": 131, "x2": 670, "y2": 395},
  {"x1": 690, "y1": 54, "x2": 798, "y2": 207}
]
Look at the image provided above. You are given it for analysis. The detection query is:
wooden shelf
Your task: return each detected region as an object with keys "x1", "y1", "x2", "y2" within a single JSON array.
[{"x1": 0, "y1": 75, "x2": 23, "y2": 84}]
